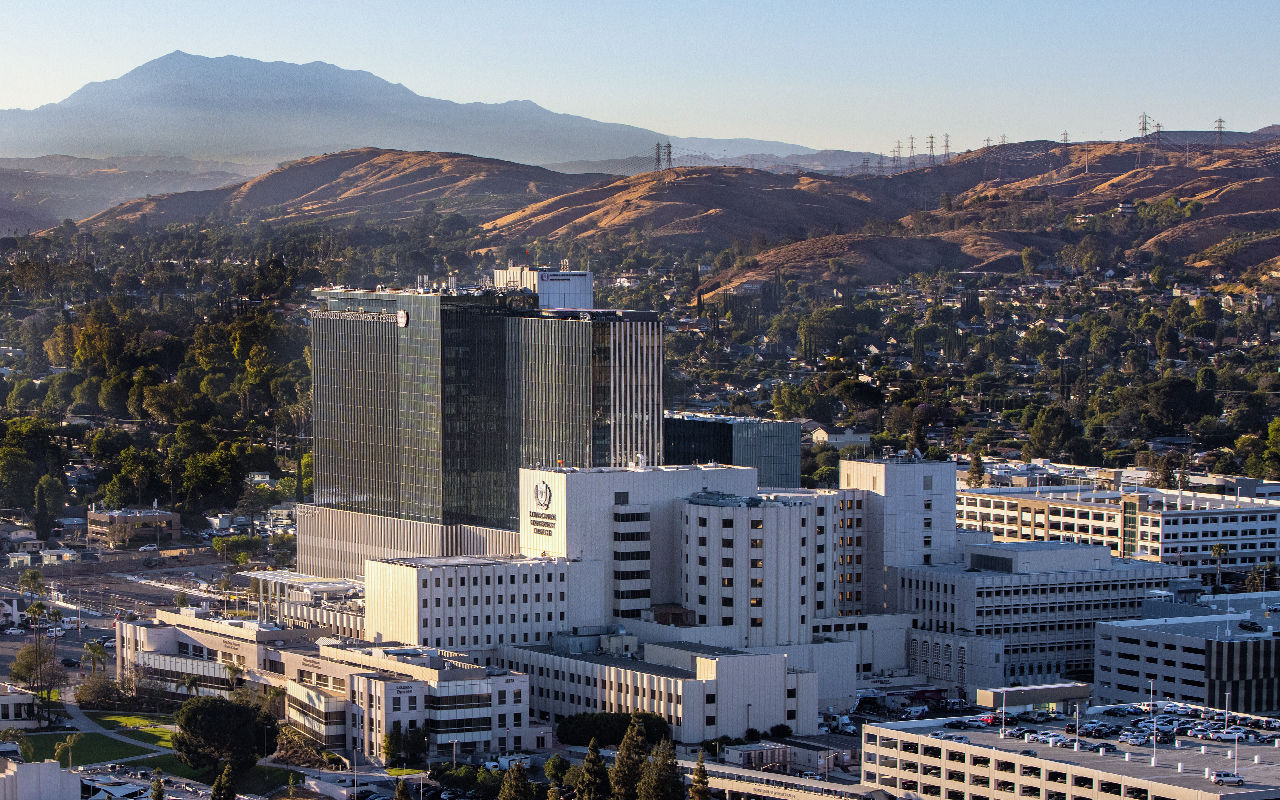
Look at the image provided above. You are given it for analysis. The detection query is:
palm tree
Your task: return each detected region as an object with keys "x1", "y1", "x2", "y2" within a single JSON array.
[
  {"x1": 222, "y1": 662, "x2": 243, "y2": 690},
  {"x1": 83, "y1": 642, "x2": 108, "y2": 673},
  {"x1": 1212, "y1": 543, "x2": 1229, "y2": 587},
  {"x1": 180, "y1": 673, "x2": 201, "y2": 697},
  {"x1": 53, "y1": 733, "x2": 83, "y2": 769},
  {"x1": 18, "y1": 569, "x2": 45, "y2": 599},
  {"x1": 261, "y1": 684, "x2": 285, "y2": 717}
]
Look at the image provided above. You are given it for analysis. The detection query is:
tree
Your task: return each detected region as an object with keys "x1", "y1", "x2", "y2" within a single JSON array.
[
  {"x1": 498, "y1": 761, "x2": 535, "y2": 800},
  {"x1": 575, "y1": 739, "x2": 612, "y2": 800},
  {"x1": 544, "y1": 753, "x2": 570, "y2": 786},
  {"x1": 173, "y1": 695, "x2": 278, "y2": 775},
  {"x1": 83, "y1": 641, "x2": 109, "y2": 673},
  {"x1": 210, "y1": 763, "x2": 236, "y2": 800},
  {"x1": 32, "y1": 475, "x2": 58, "y2": 540},
  {"x1": 637, "y1": 740, "x2": 684, "y2": 800},
  {"x1": 396, "y1": 779, "x2": 412, "y2": 800},
  {"x1": 9, "y1": 641, "x2": 67, "y2": 722},
  {"x1": 53, "y1": 732, "x2": 83, "y2": 769},
  {"x1": 612, "y1": 714, "x2": 649, "y2": 800},
  {"x1": 689, "y1": 752, "x2": 710, "y2": 800},
  {"x1": 180, "y1": 673, "x2": 201, "y2": 697},
  {"x1": 1211, "y1": 543, "x2": 1229, "y2": 587},
  {"x1": 150, "y1": 770, "x2": 165, "y2": 800},
  {"x1": 74, "y1": 670, "x2": 123, "y2": 708},
  {"x1": 768, "y1": 724, "x2": 792, "y2": 739},
  {"x1": 966, "y1": 454, "x2": 985, "y2": 489},
  {"x1": 18, "y1": 569, "x2": 45, "y2": 599}
]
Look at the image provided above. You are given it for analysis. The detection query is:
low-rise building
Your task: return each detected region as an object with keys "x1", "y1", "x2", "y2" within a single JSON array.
[
  {"x1": 0, "y1": 758, "x2": 81, "y2": 799},
  {"x1": 88, "y1": 507, "x2": 180, "y2": 547},
  {"x1": 116, "y1": 608, "x2": 544, "y2": 763},
  {"x1": 0, "y1": 684, "x2": 39, "y2": 729}
]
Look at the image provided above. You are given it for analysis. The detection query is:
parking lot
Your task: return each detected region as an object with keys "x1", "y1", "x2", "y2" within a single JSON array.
[{"x1": 917, "y1": 704, "x2": 1280, "y2": 792}]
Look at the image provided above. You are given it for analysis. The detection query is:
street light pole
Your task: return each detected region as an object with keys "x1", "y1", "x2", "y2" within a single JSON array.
[{"x1": 1149, "y1": 679, "x2": 1157, "y2": 765}]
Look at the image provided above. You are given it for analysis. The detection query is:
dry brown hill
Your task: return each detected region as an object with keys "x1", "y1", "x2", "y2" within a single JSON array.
[
  {"x1": 79, "y1": 148, "x2": 614, "y2": 228},
  {"x1": 481, "y1": 167, "x2": 889, "y2": 248}
]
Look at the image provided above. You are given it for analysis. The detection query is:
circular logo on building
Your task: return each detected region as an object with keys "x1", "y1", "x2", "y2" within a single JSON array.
[
  {"x1": 534, "y1": 481, "x2": 553, "y2": 510},
  {"x1": 396, "y1": 309, "x2": 409, "y2": 327}
]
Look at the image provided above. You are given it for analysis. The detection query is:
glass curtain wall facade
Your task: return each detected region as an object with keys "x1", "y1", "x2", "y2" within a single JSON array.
[
  {"x1": 312, "y1": 310, "x2": 401, "y2": 514},
  {"x1": 311, "y1": 290, "x2": 662, "y2": 532}
]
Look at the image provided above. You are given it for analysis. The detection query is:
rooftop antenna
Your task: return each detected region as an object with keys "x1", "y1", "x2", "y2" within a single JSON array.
[{"x1": 927, "y1": 134, "x2": 936, "y2": 166}]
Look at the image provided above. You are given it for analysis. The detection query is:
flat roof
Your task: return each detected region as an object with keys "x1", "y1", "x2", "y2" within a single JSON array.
[
  {"x1": 374, "y1": 554, "x2": 559, "y2": 569},
  {"x1": 239, "y1": 570, "x2": 363, "y2": 593},
  {"x1": 654, "y1": 641, "x2": 747, "y2": 657},
  {"x1": 1101, "y1": 613, "x2": 1279, "y2": 641},
  {"x1": 868, "y1": 715, "x2": 1280, "y2": 793},
  {"x1": 515, "y1": 646, "x2": 695, "y2": 680}
]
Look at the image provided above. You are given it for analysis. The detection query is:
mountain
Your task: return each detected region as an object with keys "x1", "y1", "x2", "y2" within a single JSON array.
[
  {"x1": 0, "y1": 51, "x2": 813, "y2": 168},
  {"x1": 79, "y1": 148, "x2": 615, "y2": 228},
  {"x1": 0, "y1": 156, "x2": 244, "y2": 234}
]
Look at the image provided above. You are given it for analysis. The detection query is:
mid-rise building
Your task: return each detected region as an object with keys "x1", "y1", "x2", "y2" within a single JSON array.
[
  {"x1": 663, "y1": 412, "x2": 802, "y2": 488},
  {"x1": 499, "y1": 633, "x2": 818, "y2": 744},
  {"x1": 957, "y1": 485, "x2": 1280, "y2": 578},
  {"x1": 892, "y1": 540, "x2": 1188, "y2": 691},
  {"x1": 87, "y1": 507, "x2": 179, "y2": 546}
]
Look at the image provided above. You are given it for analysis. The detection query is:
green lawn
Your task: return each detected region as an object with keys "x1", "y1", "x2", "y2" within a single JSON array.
[
  {"x1": 119, "y1": 726, "x2": 174, "y2": 748},
  {"x1": 87, "y1": 711, "x2": 174, "y2": 729},
  {"x1": 25, "y1": 732, "x2": 151, "y2": 766},
  {"x1": 388, "y1": 766, "x2": 426, "y2": 776},
  {"x1": 131, "y1": 754, "x2": 302, "y2": 794}
]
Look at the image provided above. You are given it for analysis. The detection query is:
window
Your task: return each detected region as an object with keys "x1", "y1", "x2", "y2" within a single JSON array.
[
  {"x1": 614, "y1": 492, "x2": 630, "y2": 505},
  {"x1": 722, "y1": 519, "x2": 734, "y2": 528}
]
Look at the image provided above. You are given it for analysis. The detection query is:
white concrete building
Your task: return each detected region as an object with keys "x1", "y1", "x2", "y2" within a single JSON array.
[
  {"x1": 493, "y1": 265, "x2": 594, "y2": 309},
  {"x1": 841, "y1": 458, "x2": 962, "y2": 611},
  {"x1": 363, "y1": 555, "x2": 588, "y2": 659},
  {"x1": 0, "y1": 759, "x2": 80, "y2": 800},
  {"x1": 891, "y1": 539, "x2": 1189, "y2": 692},
  {"x1": 499, "y1": 634, "x2": 818, "y2": 743}
]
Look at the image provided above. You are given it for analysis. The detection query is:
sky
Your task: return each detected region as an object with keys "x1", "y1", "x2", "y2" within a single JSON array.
[{"x1": 2, "y1": 0, "x2": 1278, "y2": 153}]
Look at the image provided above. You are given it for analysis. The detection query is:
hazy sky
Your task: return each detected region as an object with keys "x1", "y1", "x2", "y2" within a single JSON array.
[{"x1": 3, "y1": 0, "x2": 1277, "y2": 153}]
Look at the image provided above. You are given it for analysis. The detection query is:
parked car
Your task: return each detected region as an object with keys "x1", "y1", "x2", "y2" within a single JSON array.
[
  {"x1": 1089, "y1": 742, "x2": 1118, "y2": 753},
  {"x1": 138, "y1": 544, "x2": 159, "y2": 552},
  {"x1": 1210, "y1": 771, "x2": 1244, "y2": 787},
  {"x1": 60, "y1": 658, "x2": 80, "y2": 668},
  {"x1": 2, "y1": 628, "x2": 23, "y2": 636}
]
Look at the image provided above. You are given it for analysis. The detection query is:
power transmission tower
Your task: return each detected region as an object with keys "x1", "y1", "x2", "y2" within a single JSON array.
[
  {"x1": 654, "y1": 143, "x2": 662, "y2": 173},
  {"x1": 861, "y1": 157, "x2": 871, "y2": 175},
  {"x1": 943, "y1": 133, "x2": 951, "y2": 163},
  {"x1": 663, "y1": 143, "x2": 673, "y2": 170},
  {"x1": 1214, "y1": 118, "x2": 1225, "y2": 151},
  {"x1": 892, "y1": 140, "x2": 902, "y2": 173},
  {"x1": 877, "y1": 154, "x2": 886, "y2": 175},
  {"x1": 999, "y1": 134, "x2": 1007, "y2": 146},
  {"x1": 908, "y1": 135, "x2": 916, "y2": 170},
  {"x1": 1061, "y1": 130, "x2": 1069, "y2": 145},
  {"x1": 1153, "y1": 122, "x2": 1162, "y2": 164},
  {"x1": 984, "y1": 137, "x2": 993, "y2": 149},
  {"x1": 1136, "y1": 112, "x2": 1150, "y2": 168},
  {"x1": 927, "y1": 134, "x2": 936, "y2": 166}
]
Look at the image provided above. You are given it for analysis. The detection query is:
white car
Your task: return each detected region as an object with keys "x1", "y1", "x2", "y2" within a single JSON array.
[
  {"x1": 45, "y1": 628, "x2": 65, "y2": 638},
  {"x1": 138, "y1": 544, "x2": 158, "y2": 552},
  {"x1": 3, "y1": 628, "x2": 23, "y2": 635},
  {"x1": 1211, "y1": 771, "x2": 1244, "y2": 787}
]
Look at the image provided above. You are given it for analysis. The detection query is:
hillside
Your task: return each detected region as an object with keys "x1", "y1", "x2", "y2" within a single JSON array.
[
  {"x1": 79, "y1": 148, "x2": 615, "y2": 228},
  {"x1": 482, "y1": 167, "x2": 891, "y2": 247},
  {"x1": 0, "y1": 51, "x2": 811, "y2": 168}
]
